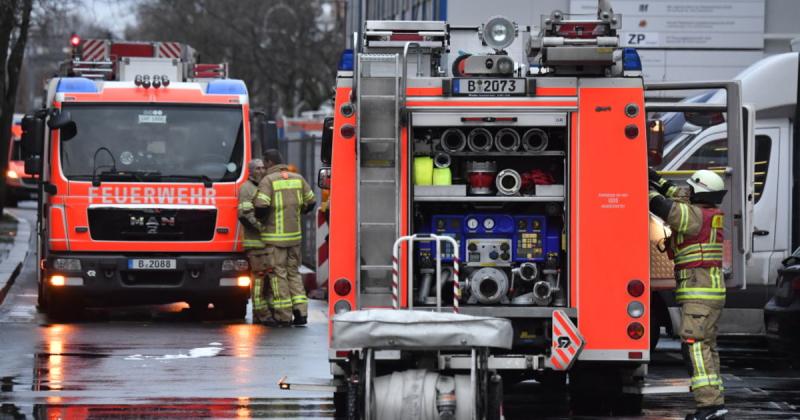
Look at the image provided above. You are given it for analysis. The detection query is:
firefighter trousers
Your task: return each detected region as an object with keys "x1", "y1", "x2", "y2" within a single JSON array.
[
  {"x1": 268, "y1": 245, "x2": 308, "y2": 322},
  {"x1": 679, "y1": 301, "x2": 724, "y2": 408},
  {"x1": 246, "y1": 249, "x2": 272, "y2": 321}
]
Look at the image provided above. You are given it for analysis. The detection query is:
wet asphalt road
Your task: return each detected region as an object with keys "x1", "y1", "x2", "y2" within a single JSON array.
[{"x1": 1, "y1": 202, "x2": 799, "y2": 419}]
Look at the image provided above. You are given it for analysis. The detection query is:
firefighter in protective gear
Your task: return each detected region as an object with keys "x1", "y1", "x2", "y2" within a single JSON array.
[
  {"x1": 254, "y1": 150, "x2": 316, "y2": 326},
  {"x1": 238, "y1": 159, "x2": 273, "y2": 323},
  {"x1": 649, "y1": 168, "x2": 728, "y2": 420}
]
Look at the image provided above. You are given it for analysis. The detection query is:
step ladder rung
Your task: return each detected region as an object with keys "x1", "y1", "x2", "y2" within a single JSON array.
[
  {"x1": 361, "y1": 137, "x2": 396, "y2": 143},
  {"x1": 361, "y1": 265, "x2": 393, "y2": 270}
]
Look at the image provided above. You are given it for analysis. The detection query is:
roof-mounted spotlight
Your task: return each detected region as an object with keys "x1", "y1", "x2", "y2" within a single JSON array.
[{"x1": 481, "y1": 16, "x2": 517, "y2": 51}]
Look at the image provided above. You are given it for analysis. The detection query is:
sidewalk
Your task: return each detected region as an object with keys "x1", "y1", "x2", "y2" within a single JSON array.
[{"x1": 0, "y1": 210, "x2": 31, "y2": 305}]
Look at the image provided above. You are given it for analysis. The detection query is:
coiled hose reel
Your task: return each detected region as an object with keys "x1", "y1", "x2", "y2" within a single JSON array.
[{"x1": 521, "y1": 128, "x2": 549, "y2": 152}]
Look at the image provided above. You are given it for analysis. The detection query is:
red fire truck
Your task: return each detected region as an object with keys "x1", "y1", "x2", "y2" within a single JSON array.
[
  {"x1": 289, "y1": 4, "x2": 749, "y2": 418},
  {"x1": 20, "y1": 36, "x2": 253, "y2": 320}
]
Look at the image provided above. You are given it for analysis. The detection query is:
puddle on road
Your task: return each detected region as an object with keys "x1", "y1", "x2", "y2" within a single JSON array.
[
  {"x1": 125, "y1": 344, "x2": 223, "y2": 361},
  {"x1": 0, "y1": 398, "x2": 335, "y2": 419},
  {"x1": 32, "y1": 325, "x2": 111, "y2": 392}
]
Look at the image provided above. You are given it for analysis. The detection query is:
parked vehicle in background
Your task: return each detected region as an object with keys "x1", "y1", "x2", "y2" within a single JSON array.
[
  {"x1": 650, "y1": 51, "x2": 799, "y2": 344},
  {"x1": 765, "y1": 247, "x2": 800, "y2": 359},
  {"x1": 5, "y1": 113, "x2": 37, "y2": 207}
]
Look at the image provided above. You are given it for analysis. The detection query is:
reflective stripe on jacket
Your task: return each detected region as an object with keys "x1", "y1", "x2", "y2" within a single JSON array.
[
  {"x1": 254, "y1": 164, "x2": 316, "y2": 247},
  {"x1": 238, "y1": 179, "x2": 265, "y2": 250},
  {"x1": 662, "y1": 200, "x2": 726, "y2": 303}
]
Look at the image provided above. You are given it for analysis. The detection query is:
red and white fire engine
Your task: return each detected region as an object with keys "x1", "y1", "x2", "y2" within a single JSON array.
[
  {"x1": 283, "y1": 3, "x2": 750, "y2": 418},
  {"x1": 19, "y1": 36, "x2": 254, "y2": 319}
]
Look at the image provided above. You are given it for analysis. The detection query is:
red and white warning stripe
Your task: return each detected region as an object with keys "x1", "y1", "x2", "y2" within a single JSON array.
[
  {"x1": 158, "y1": 42, "x2": 183, "y2": 59},
  {"x1": 315, "y1": 209, "x2": 329, "y2": 291},
  {"x1": 81, "y1": 39, "x2": 108, "y2": 61},
  {"x1": 548, "y1": 310, "x2": 584, "y2": 371}
]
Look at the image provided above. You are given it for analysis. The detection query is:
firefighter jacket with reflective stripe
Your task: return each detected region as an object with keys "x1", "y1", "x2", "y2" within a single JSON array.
[
  {"x1": 658, "y1": 193, "x2": 726, "y2": 303},
  {"x1": 254, "y1": 164, "x2": 316, "y2": 247},
  {"x1": 238, "y1": 179, "x2": 265, "y2": 250}
]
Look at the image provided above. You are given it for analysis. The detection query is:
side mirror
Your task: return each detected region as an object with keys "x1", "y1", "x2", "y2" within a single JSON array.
[
  {"x1": 684, "y1": 111, "x2": 724, "y2": 128},
  {"x1": 318, "y1": 167, "x2": 331, "y2": 190},
  {"x1": 321, "y1": 117, "x2": 333, "y2": 165},
  {"x1": 647, "y1": 119, "x2": 665, "y2": 167},
  {"x1": 24, "y1": 156, "x2": 42, "y2": 176},
  {"x1": 47, "y1": 110, "x2": 77, "y2": 141},
  {"x1": 264, "y1": 120, "x2": 279, "y2": 152},
  {"x1": 20, "y1": 114, "x2": 44, "y2": 175}
]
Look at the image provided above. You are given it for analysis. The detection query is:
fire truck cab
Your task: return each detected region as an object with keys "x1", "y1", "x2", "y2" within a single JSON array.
[
  {"x1": 20, "y1": 37, "x2": 253, "y2": 320},
  {"x1": 313, "y1": 4, "x2": 750, "y2": 418}
]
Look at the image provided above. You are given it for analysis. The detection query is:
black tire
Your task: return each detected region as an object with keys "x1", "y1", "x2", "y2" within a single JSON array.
[
  {"x1": 569, "y1": 366, "x2": 643, "y2": 416},
  {"x1": 45, "y1": 290, "x2": 82, "y2": 322},
  {"x1": 217, "y1": 298, "x2": 247, "y2": 320}
]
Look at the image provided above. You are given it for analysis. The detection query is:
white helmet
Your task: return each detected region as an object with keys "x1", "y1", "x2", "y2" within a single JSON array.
[{"x1": 686, "y1": 169, "x2": 725, "y2": 193}]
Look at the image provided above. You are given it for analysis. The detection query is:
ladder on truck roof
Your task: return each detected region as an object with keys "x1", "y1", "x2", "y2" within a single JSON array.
[{"x1": 356, "y1": 52, "x2": 402, "y2": 308}]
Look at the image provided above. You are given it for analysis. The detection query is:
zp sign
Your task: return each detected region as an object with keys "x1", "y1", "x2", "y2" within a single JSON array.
[{"x1": 623, "y1": 32, "x2": 660, "y2": 47}]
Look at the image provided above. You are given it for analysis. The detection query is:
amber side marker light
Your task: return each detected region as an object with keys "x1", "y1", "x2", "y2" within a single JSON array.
[{"x1": 237, "y1": 276, "x2": 252, "y2": 287}]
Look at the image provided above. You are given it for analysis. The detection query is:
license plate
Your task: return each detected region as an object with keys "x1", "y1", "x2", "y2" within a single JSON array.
[
  {"x1": 127, "y1": 258, "x2": 177, "y2": 270},
  {"x1": 453, "y1": 78, "x2": 526, "y2": 96}
]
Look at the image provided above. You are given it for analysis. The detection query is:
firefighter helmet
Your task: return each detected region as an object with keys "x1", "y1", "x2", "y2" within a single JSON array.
[
  {"x1": 687, "y1": 169, "x2": 727, "y2": 205},
  {"x1": 686, "y1": 170, "x2": 724, "y2": 193}
]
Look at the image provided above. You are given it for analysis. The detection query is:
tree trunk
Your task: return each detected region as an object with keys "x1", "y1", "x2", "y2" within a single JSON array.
[{"x1": 0, "y1": 0, "x2": 33, "y2": 214}]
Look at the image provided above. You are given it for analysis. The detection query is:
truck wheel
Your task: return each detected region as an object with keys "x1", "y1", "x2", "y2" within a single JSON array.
[
  {"x1": 217, "y1": 298, "x2": 247, "y2": 320},
  {"x1": 45, "y1": 292, "x2": 82, "y2": 322},
  {"x1": 569, "y1": 367, "x2": 643, "y2": 416}
]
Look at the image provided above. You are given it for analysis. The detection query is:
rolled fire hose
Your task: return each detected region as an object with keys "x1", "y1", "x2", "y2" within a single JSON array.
[
  {"x1": 373, "y1": 370, "x2": 474, "y2": 420},
  {"x1": 495, "y1": 168, "x2": 522, "y2": 196},
  {"x1": 433, "y1": 168, "x2": 452, "y2": 185},
  {"x1": 467, "y1": 128, "x2": 493, "y2": 152},
  {"x1": 521, "y1": 128, "x2": 549, "y2": 152},
  {"x1": 494, "y1": 128, "x2": 521, "y2": 152},
  {"x1": 414, "y1": 156, "x2": 434, "y2": 185},
  {"x1": 440, "y1": 128, "x2": 467, "y2": 153}
]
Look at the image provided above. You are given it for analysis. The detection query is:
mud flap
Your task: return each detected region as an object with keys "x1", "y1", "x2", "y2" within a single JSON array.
[{"x1": 546, "y1": 310, "x2": 584, "y2": 371}]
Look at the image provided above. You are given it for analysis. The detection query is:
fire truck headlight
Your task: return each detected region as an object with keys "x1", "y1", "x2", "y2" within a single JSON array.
[
  {"x1": 483, "y1": 16, "x2": 517, "y2": 50},
  {"x1": 627, "y1": 301, "x2": 645, "y2": 318},
  {"x1": 222, "y1": 259, "x2": 249, "y2": 272},
  {"x1": 236, "y1": 276, "x2": 251, "y2": 287},
  {"x1": 53, "y1": 258, "x2": 81, "y2": 271},
  {"x1": 50, "y1": 275, "x2": 66, "y2": 286},
  {"x1": 6, "y1": 170, "x2": 18, "y2": 179},
  {"x1": 334, "y1": 300, "x2": 351, "y2": 314}
]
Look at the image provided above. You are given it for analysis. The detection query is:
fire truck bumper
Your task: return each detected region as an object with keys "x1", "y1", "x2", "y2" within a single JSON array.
[{"x1": 43, "y1": 253, "x2": 251, "y2": 306}]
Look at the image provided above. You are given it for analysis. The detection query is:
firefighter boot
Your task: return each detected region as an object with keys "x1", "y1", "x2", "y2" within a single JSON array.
[
  {"x1": 685, "y1": 405, "x2": 728, "y2": 420},
  {"x1": 292, "y1": 309, "x2": 307, "y2": 326}
]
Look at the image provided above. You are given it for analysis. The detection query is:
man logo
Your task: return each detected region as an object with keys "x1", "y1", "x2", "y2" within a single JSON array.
[{"x1": 639, "y1": 4, "x2": 649, "y2": 12}]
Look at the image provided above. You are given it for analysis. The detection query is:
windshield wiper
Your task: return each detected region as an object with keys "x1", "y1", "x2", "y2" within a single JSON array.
[
  {"x1": 91, "y1": 147, "x2": 117, "y2": 187},
  {"x1": 161, "y1": 174, "x2": 213, "y2": 188},
  {"x1": 97, "y1": 170, "x2": 161, "y2": 184}
]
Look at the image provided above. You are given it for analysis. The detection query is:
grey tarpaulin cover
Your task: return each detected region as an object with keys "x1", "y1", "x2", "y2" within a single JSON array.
[{"x1": 331, "y1": 309, "x2": 513, "y2": 350}]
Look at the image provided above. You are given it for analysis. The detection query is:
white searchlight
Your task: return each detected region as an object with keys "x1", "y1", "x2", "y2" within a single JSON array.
[{"x1": 482, "y1": 16, "x2": 517, "y2": 51}]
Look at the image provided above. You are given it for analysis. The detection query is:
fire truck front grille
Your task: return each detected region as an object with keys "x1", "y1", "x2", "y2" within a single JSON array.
[
  {"x1": 121, "y1": 270, "x2": 183, "y2": 286},
  {"x1": 88, "y1": 208, "x2": 217, "y2": 241}
]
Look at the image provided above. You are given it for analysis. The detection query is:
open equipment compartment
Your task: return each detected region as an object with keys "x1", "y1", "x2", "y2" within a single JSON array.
[{"x1": 408, "y1": 111, "x2": 571, "y2": 349}]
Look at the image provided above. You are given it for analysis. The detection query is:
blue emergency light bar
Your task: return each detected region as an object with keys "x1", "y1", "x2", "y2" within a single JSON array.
[
  {"x1": 56, "y1": 77, "x2": 98, "y2": 93},
  {"x1": 622, "y1": 48, "x2": 643, "y2": 72},
  {"x1": 338, "y1": 49, "x2": 354, "y2": 71},
  {"x1": 206, "y1": 79, "x2": 248, "y2": 95}
]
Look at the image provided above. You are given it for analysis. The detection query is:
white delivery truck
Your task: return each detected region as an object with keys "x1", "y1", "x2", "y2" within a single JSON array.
[{"x1": 651, "y1": 51, "x2": 799, "y2": 340}]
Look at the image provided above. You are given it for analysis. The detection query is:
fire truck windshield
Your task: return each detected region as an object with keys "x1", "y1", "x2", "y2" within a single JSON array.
[{"x1": 59, "y1": 104, "x2": 244, "y2": 183}]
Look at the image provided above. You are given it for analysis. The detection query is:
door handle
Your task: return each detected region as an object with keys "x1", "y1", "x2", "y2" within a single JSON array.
[{"x1": 753, "y1": 229, "x2": 770, "y2": 236}]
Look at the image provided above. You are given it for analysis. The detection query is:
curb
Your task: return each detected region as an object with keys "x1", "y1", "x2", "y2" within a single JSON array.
[{"x1": 0, "y1": 210, "x2": 32, "y2": 305}]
